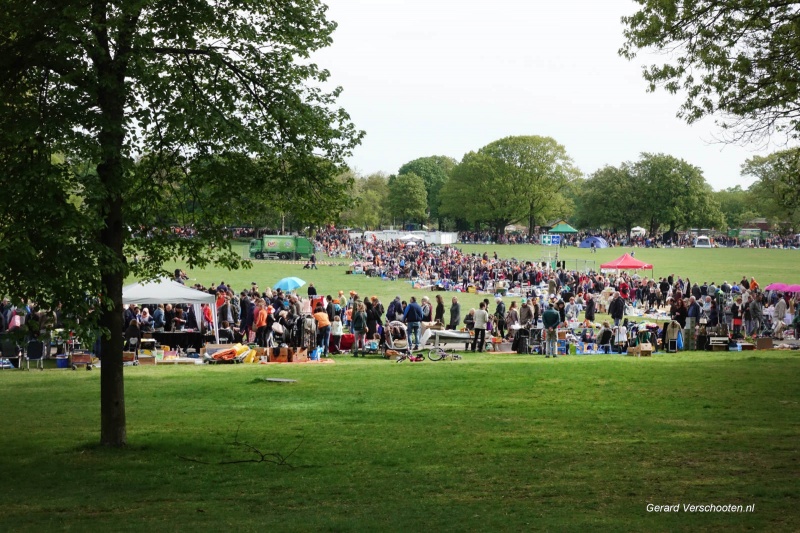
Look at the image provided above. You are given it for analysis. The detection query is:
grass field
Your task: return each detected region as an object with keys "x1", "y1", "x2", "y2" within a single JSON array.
[
  {"x1": 0, "y1": 351, "x2": 797, "y2": 531},
  {"x1": 1, "y1": 243, "x2": 798, "y2": 531}
]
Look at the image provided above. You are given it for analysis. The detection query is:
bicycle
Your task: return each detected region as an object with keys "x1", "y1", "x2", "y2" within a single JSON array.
[{"x1": 427, "y1": 346, "x2": 462, "y2": 361}]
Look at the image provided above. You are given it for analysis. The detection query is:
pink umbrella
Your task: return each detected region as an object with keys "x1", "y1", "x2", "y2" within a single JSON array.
[
  {"x1": 764, "y1": 282, "x2": 789, "y2": 291},
  {"x1": 785, "y1": 284, "x2": 800, "y2": 293}
]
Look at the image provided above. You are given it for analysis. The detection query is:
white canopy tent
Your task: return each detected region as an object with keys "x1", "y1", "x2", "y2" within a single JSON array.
[{"x1": 122, "y1": 278, "x2": 218, "y2": 342}]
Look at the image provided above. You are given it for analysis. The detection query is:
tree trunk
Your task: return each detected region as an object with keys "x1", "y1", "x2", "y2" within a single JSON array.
[{"x1": 96, "y1": 48, "x2": 130, "y2": 447}]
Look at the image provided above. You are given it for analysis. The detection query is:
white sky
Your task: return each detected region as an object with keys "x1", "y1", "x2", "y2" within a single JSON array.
[{"x1": 312, "y1": 0, "x2": 785, "y2": 190}]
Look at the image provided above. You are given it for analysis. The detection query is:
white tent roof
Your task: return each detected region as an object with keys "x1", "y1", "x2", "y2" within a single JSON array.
[{"x1": 122, "y1": 278, "x2": 215, "y2": 305}]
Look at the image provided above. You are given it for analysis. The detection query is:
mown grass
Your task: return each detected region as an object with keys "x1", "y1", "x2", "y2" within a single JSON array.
[
  {"x1": 2, "y1": 244, "x2": 795, "y2": 531},
  {"x1": 1, "y1": 350, "x2": 798, "y2": 532}
]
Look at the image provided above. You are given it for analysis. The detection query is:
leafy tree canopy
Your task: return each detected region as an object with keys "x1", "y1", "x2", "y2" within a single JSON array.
[
  {"x1": 398, "y1": 155, "x2": 457, "y2": 226},
  {"x1": 742, "y1": 148, "x2": 800, "y2": 235},
  {"x1": 388, "y1": 173, "x2": 427, "y2": 226},
  {"x1": 0, "y1": 1, "x2": 362, "y2": 446},
  {"x1": 441, "y1": 136, "x2": 579, "y2": 234},
  {"x1": 621, "y1": 1, "x2": 800, "y2": 143}
]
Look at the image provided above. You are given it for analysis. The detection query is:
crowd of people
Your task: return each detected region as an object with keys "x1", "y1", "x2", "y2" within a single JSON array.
[
  {"x1": 457, "y1": 229, "x2": 795, "y2": 249},
  {"x1": 4, "y1": 230, "x2": 798, "y2": 366}
]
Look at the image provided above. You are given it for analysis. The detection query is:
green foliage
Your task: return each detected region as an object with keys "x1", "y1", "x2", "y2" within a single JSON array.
[
  {"x1": 340, "y1": 172, "x2": 390, "y2": 229},
  {"x1": 388, "y1": 173, "x2": 428, "y2": 225},
  {"x1": 398, "y1": 155, "x2": 457, "y2": 227},
  {"x1": 575, "y1": 164, "x2": 644, "y2": 234},
  {"x1": 574, "y1": 154, "x2": 724, "y2": 235},
  {"x1": 714, "y1": 185, "x2": 762, "y2": 230},
  {"x1": 441, "y1": 136, "x2": 579, "y2": 234},
  {"x1": 621, "y1": 1, "x2": 800, "y2": 142},
  {"x1": 742, "y1": 148, "x2": 800, "y2": 234},
  {"x1": 441, "y1": 151, "x2": 518, "y2": 235},
  {"x1": 634, "y1": 153, "x2": 724, "y2": 234},
  {"x1": 0, "y1": 0, "x2": 362, "y2": 446}
]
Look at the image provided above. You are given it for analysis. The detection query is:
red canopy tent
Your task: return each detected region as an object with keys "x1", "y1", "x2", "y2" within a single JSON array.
[{"x1": 600, "y1": 253, "x2": 653, "y2": 271}]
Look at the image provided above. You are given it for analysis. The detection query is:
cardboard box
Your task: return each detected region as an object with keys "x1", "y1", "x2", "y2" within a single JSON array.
[
  {"x1": 638, "y1": 343, "x2": 653, "y2": 357},
  {"x1": 270, "y1": 347, "x2": 289, "y2": 363},
  {"x1": 755, "y1": 338, "x2": 773, "y2": 350},
  {"x1": 290, "y1": 348, "x2": 308, "y2": 363},
  {"x1": 123, "y1": 351, "x2": 136, "y2": 363},
  {"x1": 626, "y1": 346, "x2": 639, "y2": 356},
  {"x1": 138, "y1": 355, "x2": 156, "y2": 365}
]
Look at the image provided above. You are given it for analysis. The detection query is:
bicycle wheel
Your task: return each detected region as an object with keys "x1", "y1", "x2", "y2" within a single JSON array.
[{"x1": 427, "y1": 348, "x2": 445, "y2": 361}]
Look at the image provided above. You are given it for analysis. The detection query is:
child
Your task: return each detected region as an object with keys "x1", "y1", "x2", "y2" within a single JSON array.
[
  {"x1": 330, "y1": 315, "x2": 343, "y2": 354},
  {"x1": 368, "y1": 333, "x2": 380, "y2": 352}
]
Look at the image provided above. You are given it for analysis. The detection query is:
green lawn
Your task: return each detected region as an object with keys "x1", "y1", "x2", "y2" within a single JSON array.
[
  {"x1": 0, "y1": 351, "x2": 798, "y2": 531},
  {"x1": 1, "y1": 244, "x2": 797, "y2": 531}
]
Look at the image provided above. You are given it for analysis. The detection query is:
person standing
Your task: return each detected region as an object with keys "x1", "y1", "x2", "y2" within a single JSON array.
[
  {"x1": 749, "y1": 294, "x2": 763, "y2": 336},
  {"x1": 386, "y1": 295, "x2": 402, "y2": 322},
  {"x1": 472, "y1": 302, "x2": 489, "y2": 352},
  {"x1": 608, "y1": 292, "x2": 625, "y2": 327},
  {"x1": 519, "y1": 298, "x2": 533, "y2": 326},
  {"x1": 313, "y1": 305, "x2": 331, "y2": 357},
  {"x1": 153, "y1": 304, "x2": 166, "y2": 332},
  {"x1": 542, "y1": 303, "x2": 561, "y2": 358},
  {"x1": 420, "y1": 296, "x2": 432, "y2": 322},
  {"x1": 254, "y1": 299, "x2": 268, "y2": 347},
  {"x1": 773, "y1": 294, "x2": 787, "y2": 339},
  {"x1": 434, "y1": 294, "x2": 446, "y2": 323},
  {"x1": 505, "y1": 301, "x2": 519, "y2": 336},
  {"x1": 403, "y1": 296, "x2": 424, "y2": 350},
  {"x1": 584, "y1": 294, "x2": 596, "y2": 324},
  {"x1": 730, "y1": 297, "x2": 742, "y2": 338},
  {"x1": 448, "y1": 296, "x2": 461, "y2": 330},
  {"x1": 351, "y1": 302, "x2": 368, "y2": 357},
  {"x1": 494, "y1": 297, "x2": 506, "y2": 340}
]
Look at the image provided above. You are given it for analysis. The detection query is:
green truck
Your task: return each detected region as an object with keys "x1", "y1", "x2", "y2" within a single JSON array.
[{"x1": 248, "y1": 235, "x2": 315, "y2": 260}]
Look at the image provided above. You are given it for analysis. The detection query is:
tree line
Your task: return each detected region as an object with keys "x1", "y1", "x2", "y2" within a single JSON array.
[{"x1": 339, "y1": 139, "x2": 800, "y2": 238}]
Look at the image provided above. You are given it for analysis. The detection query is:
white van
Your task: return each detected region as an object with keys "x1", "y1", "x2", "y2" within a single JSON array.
[{"x1": 694, "y1": 235, "x2": 712, "y2": 248}]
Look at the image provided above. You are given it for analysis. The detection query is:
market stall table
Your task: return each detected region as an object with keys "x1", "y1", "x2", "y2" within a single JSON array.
[{"x1": 152, "y1": 331, "x2": 209, "y2": 352}]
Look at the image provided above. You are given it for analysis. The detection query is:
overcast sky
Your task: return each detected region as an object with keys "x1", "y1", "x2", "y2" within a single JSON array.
[{"x1": 312, "y1": 0, "x2": 786, "y2": 190}]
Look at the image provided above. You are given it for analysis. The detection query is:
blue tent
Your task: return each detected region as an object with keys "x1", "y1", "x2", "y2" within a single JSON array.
[{"x1": 579, "y1": 236, "x2": 609, "y2": 249}]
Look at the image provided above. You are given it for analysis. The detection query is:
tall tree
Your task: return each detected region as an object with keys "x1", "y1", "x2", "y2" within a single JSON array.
[
  {"x1": 480, "y1": 136, "x2": 580, "y2": 233},
  {"x1": 576, "y1": 164, "x2": 645, "y2": 235},
  {"x1": 621, "y1": 1, "x2": 800, "y2": 143},
  {"x1": 742, "y1": 148, "x2": 800, "y2": 235},
  {"x1": 440, "y1": 151, "x2": 521, "y2": 237},
  {"x1": 340, "y1": 172, "x2": 390, "y2": 230},
  {"x1": 441, "y1": 136, "x2": 579, "y2": 235},
  {"x1": 398, "y1": 156, "x2": 457, "y2": 229},
  {"x1": 387, "y1": 173, "x2": 427, "y2": 228},
  {"x1": 714, "y1": 185, "x2": 762, "y2": 230},
  {"x1": 634, "y1": 153, "x2": 724, "y2": 235},
  {"x1": 0, "y1": 1, "x2": 362, "y2": 447}
]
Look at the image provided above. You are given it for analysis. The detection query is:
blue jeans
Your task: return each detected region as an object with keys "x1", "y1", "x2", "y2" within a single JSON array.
[
  {"x1": 317, "y1": 325, "x2": 331, "y2": 356},
  {"x1": 407, "y1": 322, "x2": 420, "y2": 348}
]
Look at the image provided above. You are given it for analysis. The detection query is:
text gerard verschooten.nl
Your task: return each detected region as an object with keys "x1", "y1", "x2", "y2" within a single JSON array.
[{"x1": 647, "y1": 503, "x2": 755, "y2": 513}]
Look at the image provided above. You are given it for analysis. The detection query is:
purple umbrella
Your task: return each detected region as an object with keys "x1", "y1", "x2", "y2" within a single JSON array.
[{"x1": 764, "y1": 282, "x2": 789, "y2": 291}]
